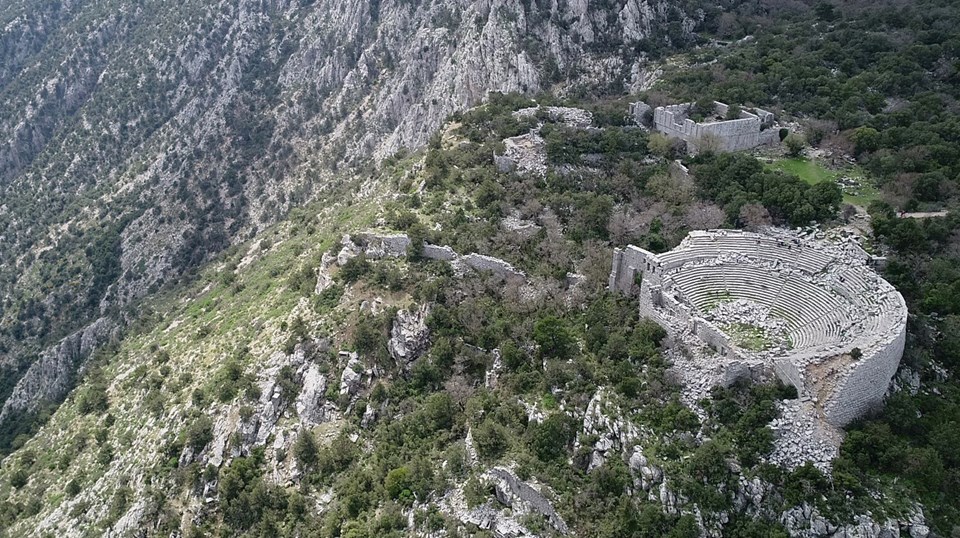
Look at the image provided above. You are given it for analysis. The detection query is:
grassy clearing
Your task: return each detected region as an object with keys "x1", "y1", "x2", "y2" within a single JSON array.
[
  {"x1": 725, "y1": 323, "x2": 771, "y2": 352},
  {"x1": 767, "y1": 157, "x2": 880, "y2": 207}
]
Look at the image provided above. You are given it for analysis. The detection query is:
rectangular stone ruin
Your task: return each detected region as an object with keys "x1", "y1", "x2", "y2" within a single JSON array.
[{"x1": 645, "y1": 101, "x2": 778, "y2": 154}]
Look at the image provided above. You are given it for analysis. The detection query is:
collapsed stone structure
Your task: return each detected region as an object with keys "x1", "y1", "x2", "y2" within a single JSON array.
[
  {"x1": 336, "y1": 232, "x2": 526, "y2": 281},
  {"x1": 610, "y1": 229, "x2": 907, "y2": 428},
  {"x1": 639, "y1": 101, "x2": 778, "y2": 154}
]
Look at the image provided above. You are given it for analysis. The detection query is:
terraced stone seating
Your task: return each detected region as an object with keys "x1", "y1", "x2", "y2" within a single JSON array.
[
  {"x1": 796, "y1": 248, "x2": 834, "y2": 274},
  {"x1": 718, "y1": 265, "x2": 785, "y2": 307},
  {"x1": 610, "y1": 229, "x2": 909, "y2": 427}
]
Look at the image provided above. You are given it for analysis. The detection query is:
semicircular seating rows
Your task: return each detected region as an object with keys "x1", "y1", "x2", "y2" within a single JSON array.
[{"x1": 660, "y1": 232, "x2": 901, "y2": 354}]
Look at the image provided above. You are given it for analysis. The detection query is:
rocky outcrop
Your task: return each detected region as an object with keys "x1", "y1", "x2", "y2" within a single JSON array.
[
  {"x1": 781, "y1": 503, "x2": 930, "y2": 538},
  {"x1": 337, "y1": 235, "x2": 364, "y2": 266},
  {"x1": 296, "y1": 362, "x2": 332, "y2": 426},
  {"x1": 487, "y1": 467, "x2": 569, "y2": 534},
  {"x1": 0, "y1": 317, "x2": 116, "y2": 422},
  {"x1": 577, "y1": 390, "x2": 640, "y2": 470},
  {"x1": 387, "y1": 304, "x2": 431, "y2": 369},
  {"x1": 207, "y1": 342, "x2": 340, "y2": 468},
  {"x1": 339, "y1": 352, "x2": 365, "y2": 398}
]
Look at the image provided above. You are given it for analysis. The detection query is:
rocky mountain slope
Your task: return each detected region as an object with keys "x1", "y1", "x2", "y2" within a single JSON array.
[
  {"x1": 2, "y1": 0, "x2": 955, "y2": 536},
  {"x1": 0, "y1": 88, "x2": 937, "y2": 536},
  {"x1": 0, "y1": 0, "x2": 708, "y2": 448}
]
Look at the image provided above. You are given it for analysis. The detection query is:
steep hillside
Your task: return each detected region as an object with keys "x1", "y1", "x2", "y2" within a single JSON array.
[
  {"x1": 2, "y1": 0, "x2": 958, "y2": 536},
  {"x1": 0, "y1": 93, "x2": 942, "y2": 537},
  {"x1": 0, "y1": 0, "x2": 713, "y2": 450}
]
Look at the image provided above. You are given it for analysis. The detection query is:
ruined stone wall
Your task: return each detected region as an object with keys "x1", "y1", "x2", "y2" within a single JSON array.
[
  {"x1": 693, "y1": 318, "x2": 738, "y2": 360},
  {"x1": 773, "y1": 357, "x2": 806, "y2": 394},
  {"x1": 824, "y1": 317, "x2": 907, "y2": 426},
  {"x1": 355, "y1": 233, "x2": 412, "y2": 258},
  {"x1": 653, "y1": 103, "x2": 768, "y2": 154},
  {"x1": 422, "y1": 243, "x2": 457, "y2": 261},
  {"x1": 459, "y1": 253, "x2": 526, "y2": 281},
  {"x1": 609, "y1": 245, "x2": 660, "y2": 294}
]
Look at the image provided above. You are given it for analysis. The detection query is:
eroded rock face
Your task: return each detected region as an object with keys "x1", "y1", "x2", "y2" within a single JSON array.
[
  {"x1": 339, "y1": 353, "x2": 364, "y2": 398},
  {"x1": 296, "y1": 363, "x2": 331, "y2": 426},
  {"x1": 206, "y1": 342, "x2": 340, "y2": 469},
  {"x1": 0, "y1": 317, "x2": 116, "y2": 422},
  {"x1": 387, "y1": 304, "x2": 431, "y2": 369},
  {"x1": 487, "y1": 467, "x2": 569, "y2": 535},
  {"x1": 577, "y1": 390, "x2": 639, "y2": 471},
  {"x1": 0, "y1": 0, "x2": 704, "y2": 436}
]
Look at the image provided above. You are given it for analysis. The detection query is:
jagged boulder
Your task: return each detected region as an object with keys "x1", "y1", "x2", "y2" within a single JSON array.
[
  {"x1": 387, "y1": 304, "x2": 431, "y2": 369},
  {"x1": 296, "y1": 363, "x2": 332, "y2": 426},
  {"x1": 487, "y1": 467, "x2": 569, "y2": 534},
  {"x1": 339, "y1": 354, "x2": 364, "y2": 397},
  {"x1": 628, "y1": 446, "x2": 663, "y2": 492}
]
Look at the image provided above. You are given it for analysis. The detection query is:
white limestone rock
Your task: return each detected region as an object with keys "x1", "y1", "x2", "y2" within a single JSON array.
[
  {"x1": 339, "y1": 357, "x2": 364, "y2": 398},
  {"x1": 337, "y1": 234, "x2": 363, "y2": 266},
  {"x1": 387, "y1": 304, "x2": 431, "y2": 369}
]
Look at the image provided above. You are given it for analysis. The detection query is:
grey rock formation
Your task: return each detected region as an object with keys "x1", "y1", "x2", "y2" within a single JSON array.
[
  {"x1": 339, "y1": 355, "x2": 364, "y2": 398},
  {"x1": 487, "y1": 467, "x2": 569, "y2": 534},
  {"x1": 780, "y1": 503, "x2": 929, "y2": 538},
  {"x1": 337, "y1": 235, "x2": 363, "y2": 266},
  {"x1": 577, "y1": 390, "x2": 639, "y2": 470},
  {"x1": 0, "y1": 317, "x2": 116, "y2": 422},
  {"x1": 387, "y1": 304, "x2": 431, "y2": 369},
  {"x1": 295, "y1": 363, "x2": 331, "y2": 426}
]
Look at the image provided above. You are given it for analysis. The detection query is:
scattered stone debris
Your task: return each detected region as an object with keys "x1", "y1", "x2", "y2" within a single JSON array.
[{"x1": 494, "y1": 106, "x2": 594, "y2": 175}]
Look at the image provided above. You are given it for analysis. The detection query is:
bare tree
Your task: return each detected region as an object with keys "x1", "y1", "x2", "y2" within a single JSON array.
[
  {"x1": 579, "y1": 240, "x2": 613, "y2": 294},
  {"x1": 803, "y1": 119, "x2": 838, "y2": 146},
  {"x1": 694, "y1": 133, "x2": 723, "y2": 155},
  {"x1": 684, "y1": 202, "x2": 726, "y2": 230},
  {"x1": 608, "y1": 206, "x2": 645, "y2": 244},
  {"x1": 739, "y1": 203, "x2": 772, "y2": 231}
]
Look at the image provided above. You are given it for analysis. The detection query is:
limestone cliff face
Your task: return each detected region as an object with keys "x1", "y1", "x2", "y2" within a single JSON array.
[{"x1": 0, "y1": 0, "x2": 702, "y2": 428}]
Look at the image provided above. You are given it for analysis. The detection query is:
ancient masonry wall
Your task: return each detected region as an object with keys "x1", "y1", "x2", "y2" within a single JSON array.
[
  {"x1": 773, "y1": 358, "x2": 806, "y2": 394},
  {"x1": 693, "y1": 318, "x2": 737, "y2": 360},
  {"x1": 609, "y1": 245, "x2": 661, "y2": 293},
  {"x1": 824, "y1": 319, "x2": 907, "y2": 426},
  {"x1": 344, "y1": 232, "x2": 525, "y2": 281},
  {"x1": 652, "y1": 102, "x2": 776, "y2": 154}
]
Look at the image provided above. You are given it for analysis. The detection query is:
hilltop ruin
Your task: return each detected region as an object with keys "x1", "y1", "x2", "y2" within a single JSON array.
[
  {"x1": 632, "y1": 100, "x2": 779, "y2": 154},
  {"x1": 611, "y1": 229, "x2": 906, "y2": 429}
]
